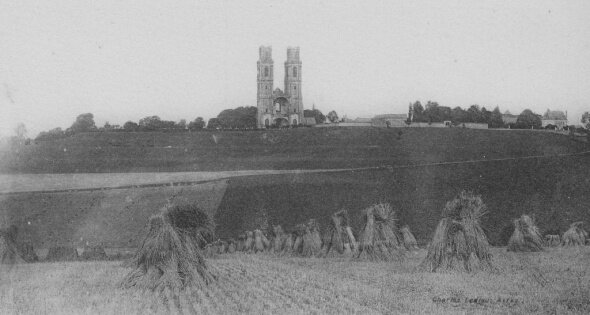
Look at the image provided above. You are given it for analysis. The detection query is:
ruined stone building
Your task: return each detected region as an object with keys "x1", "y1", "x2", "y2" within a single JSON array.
[
  {"x1": 541, "y1": 109, "x2": 568, "y2": 130},
  {"x1": 257, "y1": 46, "x2": 303, "y2": 128}
]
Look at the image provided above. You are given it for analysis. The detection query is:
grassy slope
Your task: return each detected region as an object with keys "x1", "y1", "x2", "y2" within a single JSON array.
[
  {"x1": 1, "y1": 127, "x2": 589, "y2": 246},
  {"x1": 0, "y1": 181, "x2": 227, "y2": 248},
  {"x1": 5, "y1": 155, "x2": 589, "y2": 248},
  {"x1": 0, "y1": 127, "x2": 585, "y2": 173},
  {"x1": 2, "y1": 248, "x2": 590, "y2": 314},
  {"x1": 215, "y1": 153, "x2": 590, "y2": 245}
]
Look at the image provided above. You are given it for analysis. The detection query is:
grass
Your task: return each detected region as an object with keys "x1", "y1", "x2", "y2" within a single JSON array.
[
  {"x1": 2, "y1": 247, "x2": 590, "y2": 314},
  {"x1": 1, "y1": 127, "x2": 586, "y2": 173},
  {"x1": 0, "y1": 181, "x2": 227, "y2": 248},
  {"x1": 215, "y1": 154, "x2": 590, "y2": 245},
  {"x1": 1, "y1": 127, "x2": 589, "y2": 248},
  {"x1": 2, "y1": 151, "x2": 590, "y2": 248},
  {"x1": 2, "y1": 127, "x2": 588, "y2": 313}
]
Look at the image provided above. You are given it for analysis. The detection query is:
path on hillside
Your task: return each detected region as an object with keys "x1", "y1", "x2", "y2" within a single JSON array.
[
  {"x1": 0, "y1": 168, "x2": 381, "y2": 193},
  {"x1": 1, "y1": 149, "x2": 589, "y2": 193}
]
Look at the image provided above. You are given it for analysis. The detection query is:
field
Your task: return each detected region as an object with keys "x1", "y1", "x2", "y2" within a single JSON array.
[
  {"x1": 2, "y1": 248, "x2": 590, "y2": 314},
  {"x1": 0, "y1": 181, "x2": 228, "y2": 248},
  {"x1": 1, "y1": 128, "x2": 590, "y2": 248},
  {"x1": 1, "y1": 127, "x2": 590, "y2": 314},
  {"x1": 3, "y1": 156, "x2": 590, "y2": 248},
  {"x1": 1, "y1": 127, "x2": 586, "y2": 173},
  {"x1": 215, "y1": 158, "x2": 590, "y2": 245}
]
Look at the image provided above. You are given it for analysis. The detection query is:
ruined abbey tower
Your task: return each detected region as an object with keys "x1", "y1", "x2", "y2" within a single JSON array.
[{"x1": 257, "y1": 46, "x2": 303, "y2": 128}]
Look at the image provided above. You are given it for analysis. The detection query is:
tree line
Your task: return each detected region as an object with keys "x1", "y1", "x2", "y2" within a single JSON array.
[
  {"x1": 31, "y1": 103, "x2": 588, "y2": 142},
  {"x1": 34, "y1": 105, "x2": 342, "y2": 141},
  {"x1": 35, "y1": 114, "x2": 208, "y2": 141},
  {"x1": 409, "y1": 101, "x2": 502, "y2": 126},
  {"x1": 408, "y1": 101, "x2": 561, "y2": 130}
]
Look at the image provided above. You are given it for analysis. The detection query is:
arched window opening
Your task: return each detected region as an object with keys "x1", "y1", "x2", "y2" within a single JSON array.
[
  {"x1": 293, "y1": 67, "x2": 297, "y2": 78},
  {"x1": 265, "y1": 67, "x2": 269, "y2": 77},
  {"x1": 264, "y1": 119, "x2": 270, "y2": 127},
  {"x1": 293, "y1": 119, "x2": 298, "y2": 126}
]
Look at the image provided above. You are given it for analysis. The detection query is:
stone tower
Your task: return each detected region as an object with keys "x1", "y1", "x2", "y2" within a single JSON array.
[
  {"x1": 257, "y1": 46, "x2": 274, "y2": 127},
  {"x1": 257, "y1": 46, "x2": 303, "y2": 128},
  {"x1": 284, "y1": 47, "x2": 303, "y2": 118}
]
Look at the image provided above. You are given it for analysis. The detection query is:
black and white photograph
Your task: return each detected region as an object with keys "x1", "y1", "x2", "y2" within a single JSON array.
[{"x1": 1, "y1": 1, "x2": 590, "y2": 314}]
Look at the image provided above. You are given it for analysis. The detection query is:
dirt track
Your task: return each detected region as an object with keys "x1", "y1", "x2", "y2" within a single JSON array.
[{"x1": 0, "y1": 168, "x2": 380, "y2": 193}]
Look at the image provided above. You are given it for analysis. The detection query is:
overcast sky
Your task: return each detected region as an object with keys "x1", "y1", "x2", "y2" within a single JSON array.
[{"x1": 1, "y1": 0, "x2": 589, "y2": 137}]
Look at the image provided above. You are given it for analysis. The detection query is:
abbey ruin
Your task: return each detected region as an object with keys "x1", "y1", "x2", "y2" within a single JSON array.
[{"x1": 257, "y1": 46, "x2": 303, "y2": 128}]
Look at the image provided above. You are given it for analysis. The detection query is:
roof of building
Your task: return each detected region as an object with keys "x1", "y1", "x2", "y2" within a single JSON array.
[
  {"x1": 353, "y1": 117, "x2": 373, "y2": 123},
  {"x1": 501, "y1": 114, "x2": 518, "y2": 124},
  {"x1": 543, "y1": 110, "x2": 567, "y2": 120},
  {"x1": 373, "y1": 114, "x2": 407, "y2": 120}
]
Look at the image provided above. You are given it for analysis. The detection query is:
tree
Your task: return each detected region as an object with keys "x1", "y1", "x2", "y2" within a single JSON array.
[
  {"x1": 326, "y1": 110, "x2": 339, "y2": 123},
  {"x1": 137, "y1": 115, "x2": 175, "y2": 131},
  {"x1": 481, "y1": 107, "x2": 492, "y2": 124},
  {"x1": 207, "y1": 118, "x2": 221, "y2": 129},
  {"x1": 123, "y1": 121, "x2": 139, "y2": 131},
  {"x1": 489, "y1": 106, "x2": 504, "y2": 128},
  {"x1": 423, "y1": 101, "x2": 451, "y2": 122},
  {"x1": 466, "y1": 105, "x2": 483, "y2": 123},
  {"x1": 69, "y1": 113, "x2": 96, "y2": 134},
  {"x1": 304, "y1": 109, "x2": 326, "y2": 124},
  {"x1": 216, "y1": 106, "x2": 257, "y2": 129},
  {"x1": 176, "y1": 119, "x2": 187, "y2": 130},
  {"x1": 188, "y1": 117, "x2": 206, "y2": 130},
  {"x1": 582, "y1": 112, "x2": 590, "y2": 129},
  {"x1": 14, "y1": 123, "x2": 27, "y2": 140},
  {"x1": 424, "y1": 101, "x2": 438, "y2": 122},
  {"x1": 412, "y1": 101, "x2": 426, "y2": 122},
  {"x1": 516, "y1": 109, "x2": 542, "y2": 129},
  {"x1": 451, "y1": 106, "x2": 466, "y2": 123},
  {"x1": 439, "y1": 106, "x2": 452, "y2": 122},
  {"x1": 138, "y1": 116, "x2": 162, "y2": 131}
]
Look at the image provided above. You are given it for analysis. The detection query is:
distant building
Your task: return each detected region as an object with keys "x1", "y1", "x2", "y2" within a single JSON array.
[
  {"x1": 502, "y1": 111, "x2": 518, "y2": 125},
  {"x1": 331, "y1": 117, "x2": 372, "y2": 127},
  {"x1": 257, "y1": 46, "x2": 303, "y2": 128},
  {"x1": 541, "y1": 110, "x2": 568, "y2": 130},
  {"x1": 302, "y1": 117, "x2": 316, "y2": 126},
  {"x1": 372, "y1": 114, "x2": 408, "y2": 127},
  {"x1": 353, "y1": 117, "x2": 373, "y2": 124}
]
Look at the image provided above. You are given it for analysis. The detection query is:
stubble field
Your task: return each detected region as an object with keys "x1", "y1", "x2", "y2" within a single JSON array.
[
  {"x1": 1, "y1": 247, "x2": 590, "y2": 314},
  {"x1": 2, "y1": 127, "x2": 590, "y2": 314}
]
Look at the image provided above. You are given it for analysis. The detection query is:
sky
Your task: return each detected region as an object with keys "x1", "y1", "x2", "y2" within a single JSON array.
[{"x1": 1, "y1": 0, "x2": 590, "y2": 137}]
